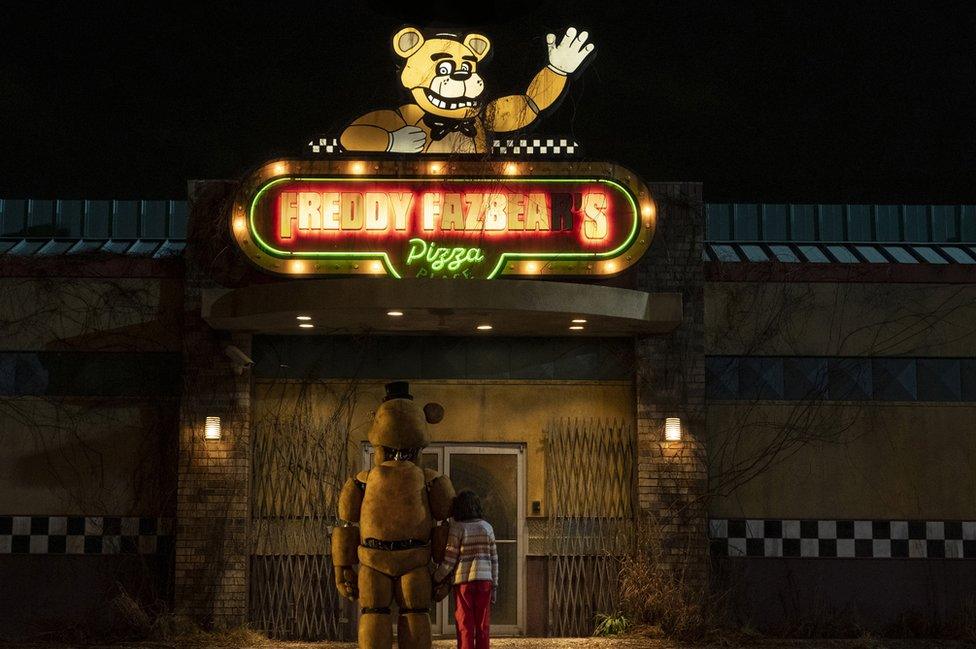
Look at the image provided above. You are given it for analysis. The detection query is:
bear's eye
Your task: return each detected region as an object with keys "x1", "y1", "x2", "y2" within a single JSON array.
[
  {"x1": 436, "y1": 61, "x2": 454, "y2": 76},
  {"x1": 460, "y1": 62, "x2": 471, "y2": 73}
]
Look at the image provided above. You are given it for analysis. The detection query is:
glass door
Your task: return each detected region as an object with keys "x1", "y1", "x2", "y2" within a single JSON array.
[
  {"x1": 442, "y1": 445, "x2": 525, "y2": 637},
  {"x1": 361, "y1": 443, "x2": 525, "y2": 636}
]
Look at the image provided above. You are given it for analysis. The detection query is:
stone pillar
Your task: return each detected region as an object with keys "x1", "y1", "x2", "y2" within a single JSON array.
[
  {"x1": 174, "y1": 182, "x2": 252, "y2": 628},
  {"x1": 634, "y1": 182, "x2": 708, "y2": 587}
]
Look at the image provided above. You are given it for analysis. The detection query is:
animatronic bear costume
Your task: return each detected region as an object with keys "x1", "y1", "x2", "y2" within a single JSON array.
[
  {"x1": 331, "y1": 382, "x2": 456, "y2": 649},
  {"x1": 340, "y1": 27, "x2": 595, "y2": 154}
]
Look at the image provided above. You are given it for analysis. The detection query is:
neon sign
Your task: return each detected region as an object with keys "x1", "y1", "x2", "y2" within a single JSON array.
[{"x1": 231, "y1": 160, "x2": 656, "y2": 279}]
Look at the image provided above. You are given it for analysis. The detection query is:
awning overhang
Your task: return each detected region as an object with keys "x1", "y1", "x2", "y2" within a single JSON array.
[{"x1": 202, "y1": 279, "x2": 681, "y2": 336}]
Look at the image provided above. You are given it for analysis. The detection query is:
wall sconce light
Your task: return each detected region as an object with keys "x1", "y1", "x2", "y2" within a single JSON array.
[
  {"x1": 205, "y1": 416, "x2": 222, "y2": 440},
  {"x1": 664, "y1": 417, "x2": 682, "y2": 442}
]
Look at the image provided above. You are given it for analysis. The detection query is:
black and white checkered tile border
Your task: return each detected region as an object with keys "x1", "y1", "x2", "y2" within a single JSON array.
[
  {"x1": 491, "y1": 138, "x2": 578, "y2": 156},
  {"x1": 308, "y1": 137, "x2": 341, "y2": 154},
  {"x1": 0, "y1": 516, "x2": 173, "y2": 555},
  {"x1": 710, "y1": 519, "x2": 976, "y2": 559},
  {"x1": 306, "y1": 136, "x2": 579, "y2": 157}
]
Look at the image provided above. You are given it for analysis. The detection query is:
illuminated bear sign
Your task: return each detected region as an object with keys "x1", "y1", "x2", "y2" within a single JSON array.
[
  {"x1": 340, "y1": 27, "x2": 595, "y2": 154},
  {"x1": 231, "y1": 160, "x2": 656, "y2": 279}
]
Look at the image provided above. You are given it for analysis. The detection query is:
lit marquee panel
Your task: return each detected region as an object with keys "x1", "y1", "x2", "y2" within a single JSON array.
[{"x1": 231, "y1": 160, "x2": 656, "y2": 279}]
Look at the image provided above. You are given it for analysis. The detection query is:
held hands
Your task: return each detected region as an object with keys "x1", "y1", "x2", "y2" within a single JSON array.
[
  {"x1": 433, "y1": 579, "x2": 451, "y2": 602},
  {"x1": 389, "y1": 126, "x2": 426, "y2": 153},
  {"x1": 546, "y1": 27, "x2": 595, "y2": 75}
]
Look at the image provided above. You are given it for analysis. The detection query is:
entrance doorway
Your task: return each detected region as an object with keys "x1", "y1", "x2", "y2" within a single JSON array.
[{"x1": 363, "y1": 443, "x2": 526, "y2": 636}]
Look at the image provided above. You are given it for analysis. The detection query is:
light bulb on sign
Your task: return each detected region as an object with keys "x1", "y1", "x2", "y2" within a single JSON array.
[
  {"x1": 503, "y1": 162, "x2": 518, "y2": 175},
  {"x1": 233, "y1": 217, "x2": 246, "y2": 234}
]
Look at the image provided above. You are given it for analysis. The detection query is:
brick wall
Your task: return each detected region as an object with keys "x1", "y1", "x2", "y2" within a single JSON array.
[
  {"x1": 174, "y1": 182, "x2": 252, "y2": 628},
  {"x1": 634, "y1": 182, "x2": 708, "y2": 586}
]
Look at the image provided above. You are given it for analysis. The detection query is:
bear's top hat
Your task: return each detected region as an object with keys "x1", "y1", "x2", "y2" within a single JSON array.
[{"x1": 383, "y1": 381, "x2": 413, "y2": 402}]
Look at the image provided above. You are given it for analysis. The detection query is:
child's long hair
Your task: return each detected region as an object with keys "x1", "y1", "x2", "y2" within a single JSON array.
[{"x1": 450, "y1": 489, "x2": 484, "y2": 522}]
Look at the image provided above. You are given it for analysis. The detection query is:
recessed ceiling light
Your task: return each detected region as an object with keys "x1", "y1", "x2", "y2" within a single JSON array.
[
  {"x1": 476, "y1": 324, "x2": 493, "y2": 331},
  {"x1": 299, "y1": 323, "x2": 314, "y2": 329},
  {"x1": 387, "y1": 310, "x2": 404, "y2": 317},
  {"x1": 571, "y1": 318, "x2": 587, "y2": 323},
  {"x1": 296, "y1": 315, "x2": 312, "y2": 321},
  {"x1": 569, "y1": 325, "x2": 584, "y2": 330}
]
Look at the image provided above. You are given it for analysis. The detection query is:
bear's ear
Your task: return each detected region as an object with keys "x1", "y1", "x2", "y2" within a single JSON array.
[
  {"x1": 463, "y1": 33, "x2": 491, "y2": 61},
  {"x1": 393, "y1": 27, "x2": 425, "y2": 59},
  {"x1": 423, "y1": 402, "x2": 444, "y2": 424}
]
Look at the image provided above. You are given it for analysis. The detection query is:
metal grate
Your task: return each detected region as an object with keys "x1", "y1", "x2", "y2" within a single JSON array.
[
  {"x1": 544, "y1": 418, "x2": 636, "y2": 637},
  {"x1": 249, "y1": 385, "x2": 356, "y2": 640}
]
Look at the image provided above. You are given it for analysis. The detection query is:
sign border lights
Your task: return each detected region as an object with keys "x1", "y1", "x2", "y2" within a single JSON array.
[{"x1": 231, "y1": 159, "x2": 656, "y2": 279}]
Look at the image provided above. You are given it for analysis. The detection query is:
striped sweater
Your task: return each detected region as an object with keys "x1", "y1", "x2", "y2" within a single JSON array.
[{"x1": 433, "y1": 519, "x2": 499, "y2": 586}]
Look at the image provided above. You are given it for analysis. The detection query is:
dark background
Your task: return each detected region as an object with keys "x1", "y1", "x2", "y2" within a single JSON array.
[{"x1": 1, "y1": 0, "x2": 973, "y2": 202}]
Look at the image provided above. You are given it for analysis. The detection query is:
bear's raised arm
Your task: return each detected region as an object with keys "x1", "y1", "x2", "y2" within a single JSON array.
[{"x1": 485, "y1": 27, "x2": 594, "y2": 133}]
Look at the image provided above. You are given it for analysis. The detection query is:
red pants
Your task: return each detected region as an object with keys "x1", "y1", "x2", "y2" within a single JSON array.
[{"x1": 454, "y1": 580, "x2": 492, "y2": 649}]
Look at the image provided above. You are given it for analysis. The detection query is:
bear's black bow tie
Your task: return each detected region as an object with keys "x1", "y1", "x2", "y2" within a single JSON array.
[{"x1": 423, "y1": 113, "x2": 477, "y2": 141}]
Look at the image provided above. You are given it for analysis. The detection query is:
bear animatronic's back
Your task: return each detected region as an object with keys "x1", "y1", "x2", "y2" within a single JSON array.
[{"x1": 360, "y1": 461, "x2": 433, "y2": 541}]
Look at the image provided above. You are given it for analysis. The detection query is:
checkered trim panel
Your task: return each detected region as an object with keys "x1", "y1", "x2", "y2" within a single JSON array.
[
  {"x1": 491, "y1": 138, "x2": 579, "y2": 156},
  {"x1": 710, "y1": 519, "x2": 976, "y2": 559},
  {"x1": 305, "y1": 136, "x2": 580, "y2": 157},
  {"x1": 0, "y1": 516, "x2": 173, "y2": 554},
  {"x1": 308, "y1": 137, "x2": 341, "y2": 154}
]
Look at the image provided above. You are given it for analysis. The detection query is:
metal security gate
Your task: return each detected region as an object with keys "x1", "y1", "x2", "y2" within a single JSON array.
[
  {"x1": 544, "y1": 418, "x2": 636, "y2": 636},
  {"x1": 249, "y1": 386, "x2": 354, "y2": 640}
]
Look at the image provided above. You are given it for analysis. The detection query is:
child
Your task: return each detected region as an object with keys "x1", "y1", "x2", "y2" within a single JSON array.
[{"x1": 433, "y1": 489, "x2": 499, "y2": 649}]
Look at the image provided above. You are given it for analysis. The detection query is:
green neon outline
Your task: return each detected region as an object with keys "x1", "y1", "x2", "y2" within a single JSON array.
[{"x1": 246, "y1": 175, "x2": 643, "y2": 280}]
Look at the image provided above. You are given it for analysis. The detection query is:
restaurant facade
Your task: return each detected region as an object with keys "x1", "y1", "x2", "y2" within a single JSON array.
[
  {"x1": 2, "y1": 161, "x2": 974, "y2": 639},
  {"x1": 1, "y1": 143, "x2": 975, "y2": 639}
]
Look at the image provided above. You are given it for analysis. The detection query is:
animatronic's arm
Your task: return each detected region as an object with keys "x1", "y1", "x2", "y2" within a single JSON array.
[
  {"x1": 486, "y1": 27, "x2": 595, "y2": 133},
  {"x1": 340, "y1": 109, "x2": 426, "y2": 153},
  {"x1": 425, "y1": 468, "x2": 456, "y2": 562},
  {"x1": 331, "y1": 471, "x2": 367, "y2": 600}
]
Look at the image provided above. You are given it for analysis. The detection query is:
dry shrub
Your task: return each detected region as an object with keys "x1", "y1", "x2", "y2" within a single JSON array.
[
  {"x1": 616, "y1": 518, "x2": 729, "y2": 641},
  {"x1": 150, "y1": 616, "x2": 270, "y2": 649}
]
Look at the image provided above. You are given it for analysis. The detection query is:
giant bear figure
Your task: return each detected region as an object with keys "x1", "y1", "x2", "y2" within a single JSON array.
[
  {"x1": 340, "y1": 26, "x2": 595, "y2": 154},
  {"x1": 332, "y1": 381, "x2": 456, "y2": 649}
]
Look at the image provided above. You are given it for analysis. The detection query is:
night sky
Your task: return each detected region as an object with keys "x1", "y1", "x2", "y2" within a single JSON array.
[{"x1": 1, "y1": 1, "x2": 974, "y2": 203}]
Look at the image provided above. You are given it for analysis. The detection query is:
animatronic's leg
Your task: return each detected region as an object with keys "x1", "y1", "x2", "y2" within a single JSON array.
[
  {"x1": 358, "y1": 565, "x2": 394, "y2": 649},
  {"x1": 394, "y1": 565, "x2": 433, "y2": 649}
]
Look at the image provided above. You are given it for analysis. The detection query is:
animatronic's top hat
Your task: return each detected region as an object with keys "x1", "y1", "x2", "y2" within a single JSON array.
[{"x1": 383, "y1": 381, "x2": 413, "y2": 402}]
